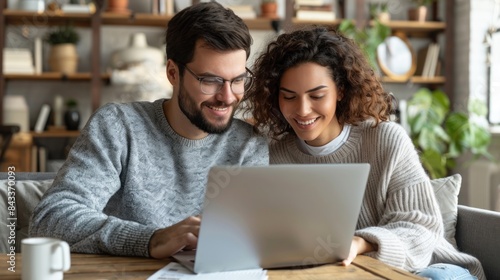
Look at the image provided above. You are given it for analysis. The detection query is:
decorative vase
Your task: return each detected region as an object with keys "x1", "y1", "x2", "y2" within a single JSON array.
[
  {"x1": 408, "y1": 6, "x2": 427, "y2": 22},
  {"x1": 3, "y1": 95, "x2": 30, "y2": 132},
  {"x1": 378, "y1": 12, "x2": 391, "y2": 22},
  {"x1": 64, "y1": 109, "x2": 80, "y2": 131},
  {"x1": 49, "y1": 43, "x2": 78, "y2": 74},
  {"x1": 109, "y1": 33, "x2": 164, "y2": 69},
  {"x1": 107, "y1": 0, "x2": 129, "y2": 14},
  {"x1": 260, "y1": 3, "x2": 277, "y2": 19}
]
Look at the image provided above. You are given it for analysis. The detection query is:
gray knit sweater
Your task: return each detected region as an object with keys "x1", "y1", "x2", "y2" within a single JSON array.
[
  {"x1": 270, "y1": 121, "x2": 485, "y2": 279},
  {"x1": 29, "y1": 99, "x2": 269, "y2": 257}
]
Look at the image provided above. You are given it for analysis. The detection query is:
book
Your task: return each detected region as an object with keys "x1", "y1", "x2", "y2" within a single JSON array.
[
  {"x1": 295, "y1": 0, "x2": 331, "y2": 6},
  {"x1": 61, "y1": 4, "x2": 92, "y2": 13},
  {"x1": 227, "y1": 5, "x2": 257, "y2": 19},
  {"x1": 31, "y1": 145, "x2": 38, "y2": 172},
  {"x1": 151, "y1": 0, "x2": 159, "y2": 14},
  {"x1": 3, "y1": 66, "x2": 35, "y2": 74},
  {"x1": 428, "y1": 44, "x2": 440, "y2": 78},
  {"x1": 34, "y1": 37, "x2": 42, "y2": 74},
  {"x1": 34, "y1": 104, "x2": 51, "y2": 133},
  {"x1": 38, "y1": 146, "x2": 47, "y2": 172},
  {"x1": 296, "y1": 10, "x2": 335, "y2": 21}
]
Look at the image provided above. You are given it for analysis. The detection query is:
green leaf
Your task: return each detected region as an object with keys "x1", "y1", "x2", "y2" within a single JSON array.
[{"x1": 468, "y1": 98, "x2": 488, "y2": 117}]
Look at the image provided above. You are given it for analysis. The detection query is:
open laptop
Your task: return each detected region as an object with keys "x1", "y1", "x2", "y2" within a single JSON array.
[{"x1": 173, "y1": 163, "x2": 370, "y2": 273}]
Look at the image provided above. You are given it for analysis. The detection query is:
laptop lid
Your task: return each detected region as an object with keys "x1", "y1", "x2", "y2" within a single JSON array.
[{"x1": 174, "y1": 163, "x2": 370, "y2": 273}]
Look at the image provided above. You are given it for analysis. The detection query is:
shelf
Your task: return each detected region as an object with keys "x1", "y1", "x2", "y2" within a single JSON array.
[
  {"x1": 101, "y1": 12, "x2": 172, "y2": 27},
  {"x1": 101, "y1": 12, "x2": 278, "y2": 30},
  {"x1": 4, "y1": 72, "x2": 111, "y2": 81},
  {"x1": 380, "y1": 76, "x2": 445, "y2": 84},
  {"x1": 292, "y1": 18, "x2": 343, "y2": 28},
  {"x1": 3, "y1": 9, "x2": 92, "y2": 26},
  {"x1": 31, "y1": 130, "x2": 80, "y2": 138},
  {"x1": 370, "y1": 20, "x2": 445, "y2": 37}
]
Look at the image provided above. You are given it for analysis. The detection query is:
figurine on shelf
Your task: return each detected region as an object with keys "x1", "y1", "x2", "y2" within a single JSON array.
[{"x1": 64, "y1": 99, "x2": 80, "y2": 131}]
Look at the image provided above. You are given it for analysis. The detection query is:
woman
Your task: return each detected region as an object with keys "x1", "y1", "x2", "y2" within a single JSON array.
[{"x1": 246, "y1": 26, "x2": 484, "y2": 280}]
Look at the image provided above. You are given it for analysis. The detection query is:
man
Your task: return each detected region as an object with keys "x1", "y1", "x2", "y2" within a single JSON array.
[{"x1": 29, "y1": 2, "x2": 269, "y2": 259}]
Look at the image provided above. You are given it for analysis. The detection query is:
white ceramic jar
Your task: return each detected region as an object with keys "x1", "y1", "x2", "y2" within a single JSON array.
[
  {"x1": 3, "y1": 95, "x2": 30, "y2": 132},
  {"x1": 109, "y1": 33, "x2": 165, "y2": 69}
]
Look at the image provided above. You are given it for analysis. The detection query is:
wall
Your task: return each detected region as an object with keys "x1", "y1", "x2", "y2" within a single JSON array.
[{"x1": 453, "y1": 0, "x2": 500, "y2": 209}]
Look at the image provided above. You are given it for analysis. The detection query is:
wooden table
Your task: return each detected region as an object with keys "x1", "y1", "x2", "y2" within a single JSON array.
[{"x1": 0, "y1": 253, "x2": 424, "y2": 279}]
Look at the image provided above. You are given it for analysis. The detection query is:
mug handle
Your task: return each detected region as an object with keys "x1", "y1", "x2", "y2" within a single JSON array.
[{"x1": 51, "y1": 241, "x2": 71, "y2": 272}]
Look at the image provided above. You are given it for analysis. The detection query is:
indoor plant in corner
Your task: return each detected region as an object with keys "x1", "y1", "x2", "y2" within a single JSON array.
[
  {"x1": 45, "y1": 24, "x2": 80, "y2": 74},
  {"x1": 407, "y1": 88, "x2": 493, "y2": 179}
]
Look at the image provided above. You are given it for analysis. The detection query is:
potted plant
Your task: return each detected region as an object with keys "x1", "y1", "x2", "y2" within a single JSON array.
[
  {"x1": 260, "y1": 0, "x2": 277, "y2": 19},
  {"x1": 408, "y1": 0, "x2": 435, "y2": 22},
  {"x1": 407, "y1": 88, "x2": 494, "y2": 179},
  {"x1": 45, "y1": 24, "x2": 80, "y2": 74},
  {"x1": 369, "y1": 2, "x2": 390, "y2": 22},
  {"x1": 64, "y1": 99, "x2": 80, "y2": 131},
  {"x1": 338, "y1": 19, "x2": 391, "y2": 70}
]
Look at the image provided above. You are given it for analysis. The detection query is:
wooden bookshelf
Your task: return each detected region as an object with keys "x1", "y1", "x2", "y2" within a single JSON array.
[
  {"x1": 4, "y1": 72, "x2": 111, "y2": 81},
  {"x1": 380, "y1": 76, "x2": 446, "y2": 84},
  {"x1": 3, "y1": 9, "x2": 92, "y2": 26},
  {"x1": 31, "y1": 130, "x2": 80, "y2": 138}
]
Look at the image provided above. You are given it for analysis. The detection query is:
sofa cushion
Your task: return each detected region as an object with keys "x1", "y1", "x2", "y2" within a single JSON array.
[
  {"x1": 431, "y1": 174, "x2": 461, "y2": 248},
  {"x1": 0, "y1": 179, "x2": 53, "y2": 253}
]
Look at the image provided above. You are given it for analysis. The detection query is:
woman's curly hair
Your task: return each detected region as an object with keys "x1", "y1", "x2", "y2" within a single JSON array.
[{"x1": 244, "y1": 26, "x2": 393, "y2": 139}]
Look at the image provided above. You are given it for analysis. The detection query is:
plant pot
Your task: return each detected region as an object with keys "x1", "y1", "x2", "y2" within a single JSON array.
[
  {"x1": 64, "y1": 109, "x2": 80, "y2": 131},
  {"x1": 49, "y1": 44, "x2": 78, "y2": 74},
  {"x1": 408, "y1": 6, "x2": 427, "y2": 22},
  {"x1": 378, "y1": 12, "x2": 391, "y2": 22},
  {"x1": 107, "y1": 0, "x2": 130, "y2": 14},
  {"x1": 261, "y1": 3, "x2": 277, "y2": 19}
]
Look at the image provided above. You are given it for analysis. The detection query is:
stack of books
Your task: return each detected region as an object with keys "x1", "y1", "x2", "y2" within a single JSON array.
[
  {"x1": 227, "y1": 5, "x2": 256, "y2": 19},
  {"x1": 151, "y1": 0, "x2": 175, "y2": 15},
  {"x1": 3, "y1": 48, "x2": 35, "y2": 74},
  {"x1": 295, "y1": 0, "x2": 335, "y2": 21},
  {"x1": 416, "y1": 43, "x2": 441, "y2": 78}
]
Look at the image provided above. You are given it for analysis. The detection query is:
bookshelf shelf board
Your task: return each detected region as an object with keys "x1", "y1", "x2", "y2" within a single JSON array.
[
  {"x1": 5, "y1": 72, "x2": 110, "y2": 81},
  {"x1": 31, "y1": 130, "x2": 80, "y2": 138},
  {"x1": 101, "y1": 13, "x2": 276, "y2": 30},
  {"x1": 370, "y1": 20, "x2": 445, "y2": 33},
  {"x1": 4, "y1": 9, "x2": 92, "y2": 26},
  {"x1": 381, "y1": 76, "x2": 445, "y2": 84},
  {"x1": 292, "y1": 18, "x2": 343, "y2": 27},
  {"x1": 102, "y1": 12, "x2": 171, "y2": 27}
]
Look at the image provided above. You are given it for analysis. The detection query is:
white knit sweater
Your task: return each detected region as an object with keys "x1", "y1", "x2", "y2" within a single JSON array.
[{"x1": 270, "y1": 121, "x2": 485, "y2": 279}]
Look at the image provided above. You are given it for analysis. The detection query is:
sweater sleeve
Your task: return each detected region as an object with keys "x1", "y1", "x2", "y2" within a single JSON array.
[
  {"x1": 355, "y1": 124, "x2": 443, "y2": 271},
  {"x1": 29, "y1": 104, "x2": 157, "y2": 257}
]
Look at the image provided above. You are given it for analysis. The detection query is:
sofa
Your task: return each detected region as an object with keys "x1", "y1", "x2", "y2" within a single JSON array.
[{"x1": 1, "y1": 172, "x2": 500, "y2": 279}]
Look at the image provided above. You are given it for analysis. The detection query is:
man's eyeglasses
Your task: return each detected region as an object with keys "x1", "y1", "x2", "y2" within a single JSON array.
[{"x1": 181, "y1": 64, "x2": 254, "y2": 95}]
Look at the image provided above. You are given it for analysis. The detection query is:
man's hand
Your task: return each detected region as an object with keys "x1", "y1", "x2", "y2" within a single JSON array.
[
  {"x1": 149, "y1": 216, "x2": 201, "y2": 259},
  {"x1": 341, "y1": 236, "x2": 377, "y2": 266}
]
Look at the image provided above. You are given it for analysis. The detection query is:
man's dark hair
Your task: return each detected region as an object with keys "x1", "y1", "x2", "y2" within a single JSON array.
[{"x1": 166, "y1": 2, "x2": 252, "y2": 74}]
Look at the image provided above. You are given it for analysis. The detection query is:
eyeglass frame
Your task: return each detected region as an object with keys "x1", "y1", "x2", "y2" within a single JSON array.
[{"x1": 179, "y1": 64, "x2": 254, "y2": 95}]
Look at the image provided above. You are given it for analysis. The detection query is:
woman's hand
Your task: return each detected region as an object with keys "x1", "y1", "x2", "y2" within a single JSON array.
[
  {"x1": 148, "y1": 216, "x2": 201, "y2": 259},
  {"x1": 341, "y1": 236, "x2": 377, "y2": 266}
]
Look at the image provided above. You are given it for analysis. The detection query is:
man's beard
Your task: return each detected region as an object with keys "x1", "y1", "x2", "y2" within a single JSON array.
[{"x1": 178, "y1": 83, "x2": 237, "y2": 134}]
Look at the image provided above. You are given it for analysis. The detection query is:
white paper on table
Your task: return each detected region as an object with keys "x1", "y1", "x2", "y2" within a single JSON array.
[{"x1": 147, "y1": 262, "x2": 268, "y2": 280}]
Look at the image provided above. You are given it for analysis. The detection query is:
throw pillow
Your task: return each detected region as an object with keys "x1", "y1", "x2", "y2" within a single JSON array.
[
  {"x1": 0, "y1": 179, "x2": 54, "y2": 253},
  {"x1": 431, "y1": 174, "x2": 461, "y2": 248}
]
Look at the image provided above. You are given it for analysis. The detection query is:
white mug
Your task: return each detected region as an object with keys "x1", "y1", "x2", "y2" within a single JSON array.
[{"x1": 21, "y1": 237, "x2": 71, "y2": 280}]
